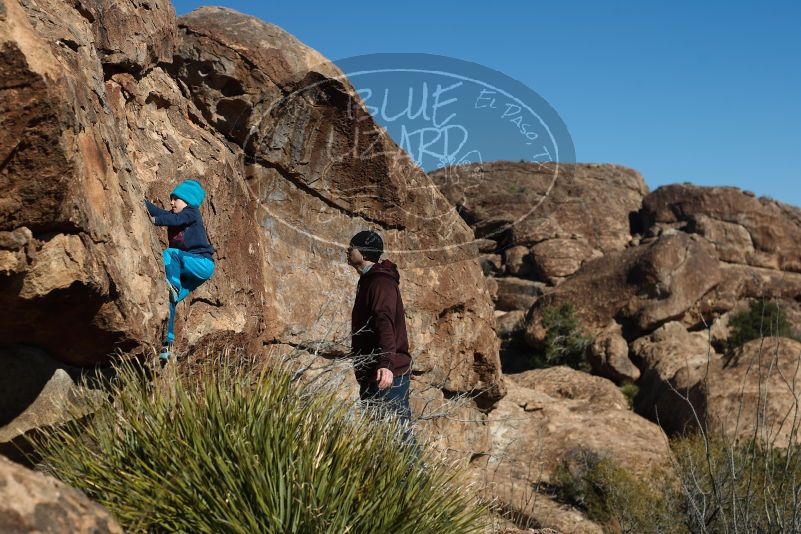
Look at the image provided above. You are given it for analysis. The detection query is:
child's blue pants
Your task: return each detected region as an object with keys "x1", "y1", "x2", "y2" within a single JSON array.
[{"x1": 163, "y1": 248, "x2": 215, "y2": 344}]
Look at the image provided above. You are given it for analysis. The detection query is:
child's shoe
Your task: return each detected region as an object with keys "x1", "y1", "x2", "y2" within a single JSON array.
[{"x1": 159, "y1": 344, "x2": 172, "y2": 362}]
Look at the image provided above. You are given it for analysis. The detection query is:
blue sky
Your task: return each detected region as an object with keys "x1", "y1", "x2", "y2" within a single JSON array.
[{"x1": 172, "y1": 1, "x2": 801, "y2": 206}]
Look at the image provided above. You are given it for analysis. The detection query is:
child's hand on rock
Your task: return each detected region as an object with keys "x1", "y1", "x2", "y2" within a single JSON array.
[{"x1": 144, "y1": 200, "x2": 156, "y2": 224}]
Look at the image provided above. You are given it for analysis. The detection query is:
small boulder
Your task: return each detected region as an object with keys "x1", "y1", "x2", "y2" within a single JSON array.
[
  {"x1": 495, "y1": 277, "x2": 546, "y2": 312},
  {"x1": 0, "y1": 456, "x2": 123, "y2": 533},
  {"x1": 588, "y1": 325, "x2": 640, "y2": 384}
]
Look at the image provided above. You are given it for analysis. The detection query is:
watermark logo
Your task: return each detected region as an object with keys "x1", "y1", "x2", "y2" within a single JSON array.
[{"x1": 240, "y1": 53, "x2": 574, "y2": 265}]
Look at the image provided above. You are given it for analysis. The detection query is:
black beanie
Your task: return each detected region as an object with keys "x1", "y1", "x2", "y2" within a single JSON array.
[{"x1": 349, "y1": 230, "x2": 383, "y2": 262}]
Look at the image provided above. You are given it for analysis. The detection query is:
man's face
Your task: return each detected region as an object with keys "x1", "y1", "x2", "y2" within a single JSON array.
[
  {"x1": 346, "y1": 244, "x2": 363, "y2": 267},
  {"x1": 170, "y1": 195, "x2": 188, "y2": 213}
]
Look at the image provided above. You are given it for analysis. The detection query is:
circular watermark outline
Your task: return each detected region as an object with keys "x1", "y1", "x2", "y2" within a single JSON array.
[{"x1": 235, "y1": 53, "x2": 575, "y2": 264}]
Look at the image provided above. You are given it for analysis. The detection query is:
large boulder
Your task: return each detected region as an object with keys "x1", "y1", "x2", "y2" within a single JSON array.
[
  {"x1": 0, "y1": 1, "x2": 503, "y2": 457},
  {"x1": 430, "y1": 161, "x2": 649, "y2": 284},
  {"x1": 0, "y1": 346, "x2": 104, "y2": 443},
  {"x1": 524, "y1": 232, "x2": 721, "y2": 345},
  {"x1": 641, "y1": 184, "x2": 801, "y2": 273},
  {"x1": 472, "y1": 367, "x2": 670, "y2": 533},
  {"x1": 631, "y1": 321, "x2": 720, "y2": 435},
  {"x1": 707, "y1": 337, "x2": 801, "y2": 447},
  {"x1": 0, "y1": 455, "x2": 122, "y2": 533},
  {"x1": 633, "y1": 325, "x2": 801, "y2": 447},
  {"x1": 155, "y1": 8, "x2": 505, "y2": 409}
]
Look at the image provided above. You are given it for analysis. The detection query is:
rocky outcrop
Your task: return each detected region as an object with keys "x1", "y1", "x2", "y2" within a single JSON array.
[
  {"x1": 430, "y1": 161, "x2": 648, "y2": 285},
  {"x1": 707, "y1": 337, "x2": 801, "y2": 447},
  {"x1": 430, "y1": 162, "x2": 649, "y2": 373},
  {"x1": 524, "y1": 232, "x2": 721, "y2": 346},
  {"x1": 635, "y1": 183, "x2": 801, "y2": 340},
  {"x1": 0, "y1": 455, "x2": 122, "y2": 533},
  {"x1": 0, "y1": 0, "x2": 503, "y2": 450},
  {"x1": 639, "y1": 184, "x2": 801, "y2": 332},
  {"x1": 641, "y1": 184, "x2": 801, "y2": 273},
  {"x1": 0, "y1": 345, "x2": 106, "y2": 443},
  {"x1": 473, "y1": 367, "x2": 670, "y2": 533},
  {"x1": 431, "y1": 161, "x2": 648, "y2": 278},
  {"x1": 632, "y1": 325, "x2": 801, "y2": 447},
  {"x1": 631, "y1": 322, "x2": 719, "y2": 435}
]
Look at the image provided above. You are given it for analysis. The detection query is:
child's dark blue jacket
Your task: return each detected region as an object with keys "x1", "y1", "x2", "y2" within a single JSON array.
[{"x1": 145, "y1": 200, "x2": 215, "y2": 260}]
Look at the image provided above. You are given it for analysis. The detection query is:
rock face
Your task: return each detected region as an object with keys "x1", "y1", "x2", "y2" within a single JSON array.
[
  {"x1": 430, "y1": 161, "x2": 648, "y2": 285},
  {"x1": 430, "y1": 162, "x2": 649, "y2": 374},
  {"x1": 631, "y1": 322, "x2": 720, "y2": 435},
  {"x1": 0, "y1": 0, "x2": 503, "y2": 450},
  {"x1": 0, "y1": 455, "x2": 122, "y2": 533},
  {"x1": 473, "y1": 367, "x2": 670, "y2": 534},
  {"x1": 524, "y1": 232, "x2": 721, "y2": 345},
  {"x1": 707, "y1": 337, "x2": 801, "y2": 447},
  {"x1": 641, "y1": 184, "x2": 801, "y2": 273},
  {"x1": 1, "y1": 0, "x2": 173, "y2": 365},
  {"x1": 0, "y1": 345, "x2": 105, "y2": 443}
]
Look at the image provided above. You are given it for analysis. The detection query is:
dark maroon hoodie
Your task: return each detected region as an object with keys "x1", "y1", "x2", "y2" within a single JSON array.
[{"x1": 351, "y1": 259, "x2": 412, "y2": 385}]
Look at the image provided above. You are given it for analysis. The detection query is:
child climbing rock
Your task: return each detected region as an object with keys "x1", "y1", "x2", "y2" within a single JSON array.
[{"x1": 145, "y1": 179, "x2": 215, "y2": 361}]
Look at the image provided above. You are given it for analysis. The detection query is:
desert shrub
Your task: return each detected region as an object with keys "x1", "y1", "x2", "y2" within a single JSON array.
[
  {"x1": 619, "y1": 382, "x2": 639, "y2": 408},
  {"x1": 29, "y1": 359, "x2": 488, "y2": 533},
  {"x1": 672, "y1": 433, "x2": 801, "y2": 534},
  {"x1": 552, "y1": 435, "x2": 801, "y2": 534},
  {"x1": 553, "y1": 448, "x2": 683, "y2": 534},
  {"x1": 531, "y1": 303, "x2": 592, "y2": 370},
  {"x1": 727, "y1": 298, "x2": 799, "y2": 350}
]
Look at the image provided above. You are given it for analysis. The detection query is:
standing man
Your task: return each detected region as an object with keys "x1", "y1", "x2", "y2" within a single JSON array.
[{"x1": 346, "y1": 230, "x2": 416, "y2": 447}]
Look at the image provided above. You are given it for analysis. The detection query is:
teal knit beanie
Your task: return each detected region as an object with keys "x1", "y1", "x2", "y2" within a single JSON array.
[{"x1": 171, "y1": 179, "x2": 206, "y2": 208}]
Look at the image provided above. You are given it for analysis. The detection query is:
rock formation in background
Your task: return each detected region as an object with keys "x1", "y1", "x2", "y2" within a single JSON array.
[
  {"x1": 431, "y1": 161, "x2": 651, "y2": 376},
  {"x1": 430, "y1": 161, "x2": 648, "y2": 286},
  {"x1": 433, "y1": 160, "x2": 801, "y2": 452},
  {"x1": 641, "y1": 184, "x2": 801, "y2": 322}
]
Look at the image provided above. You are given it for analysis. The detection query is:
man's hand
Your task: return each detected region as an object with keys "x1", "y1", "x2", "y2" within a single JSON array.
[{"x1": 375, "y1": 367, "x2": 393, "y2": 390}]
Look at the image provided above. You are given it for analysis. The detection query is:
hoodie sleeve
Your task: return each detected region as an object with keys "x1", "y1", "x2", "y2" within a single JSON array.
[
  {"x1": 145, "y1": 200, "x2": 169, "y2": 218},
  {"x1": 367, "y1": 277, "x2": 399, "y2": 372},
  {"x1": 145, "y1": 200, "x2": 195, "y2": 226}
]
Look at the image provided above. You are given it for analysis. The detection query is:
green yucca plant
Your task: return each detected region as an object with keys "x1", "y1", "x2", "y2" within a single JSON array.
[{"x1": 29, "y1": 356, "x2": 488, "y2": 533}]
